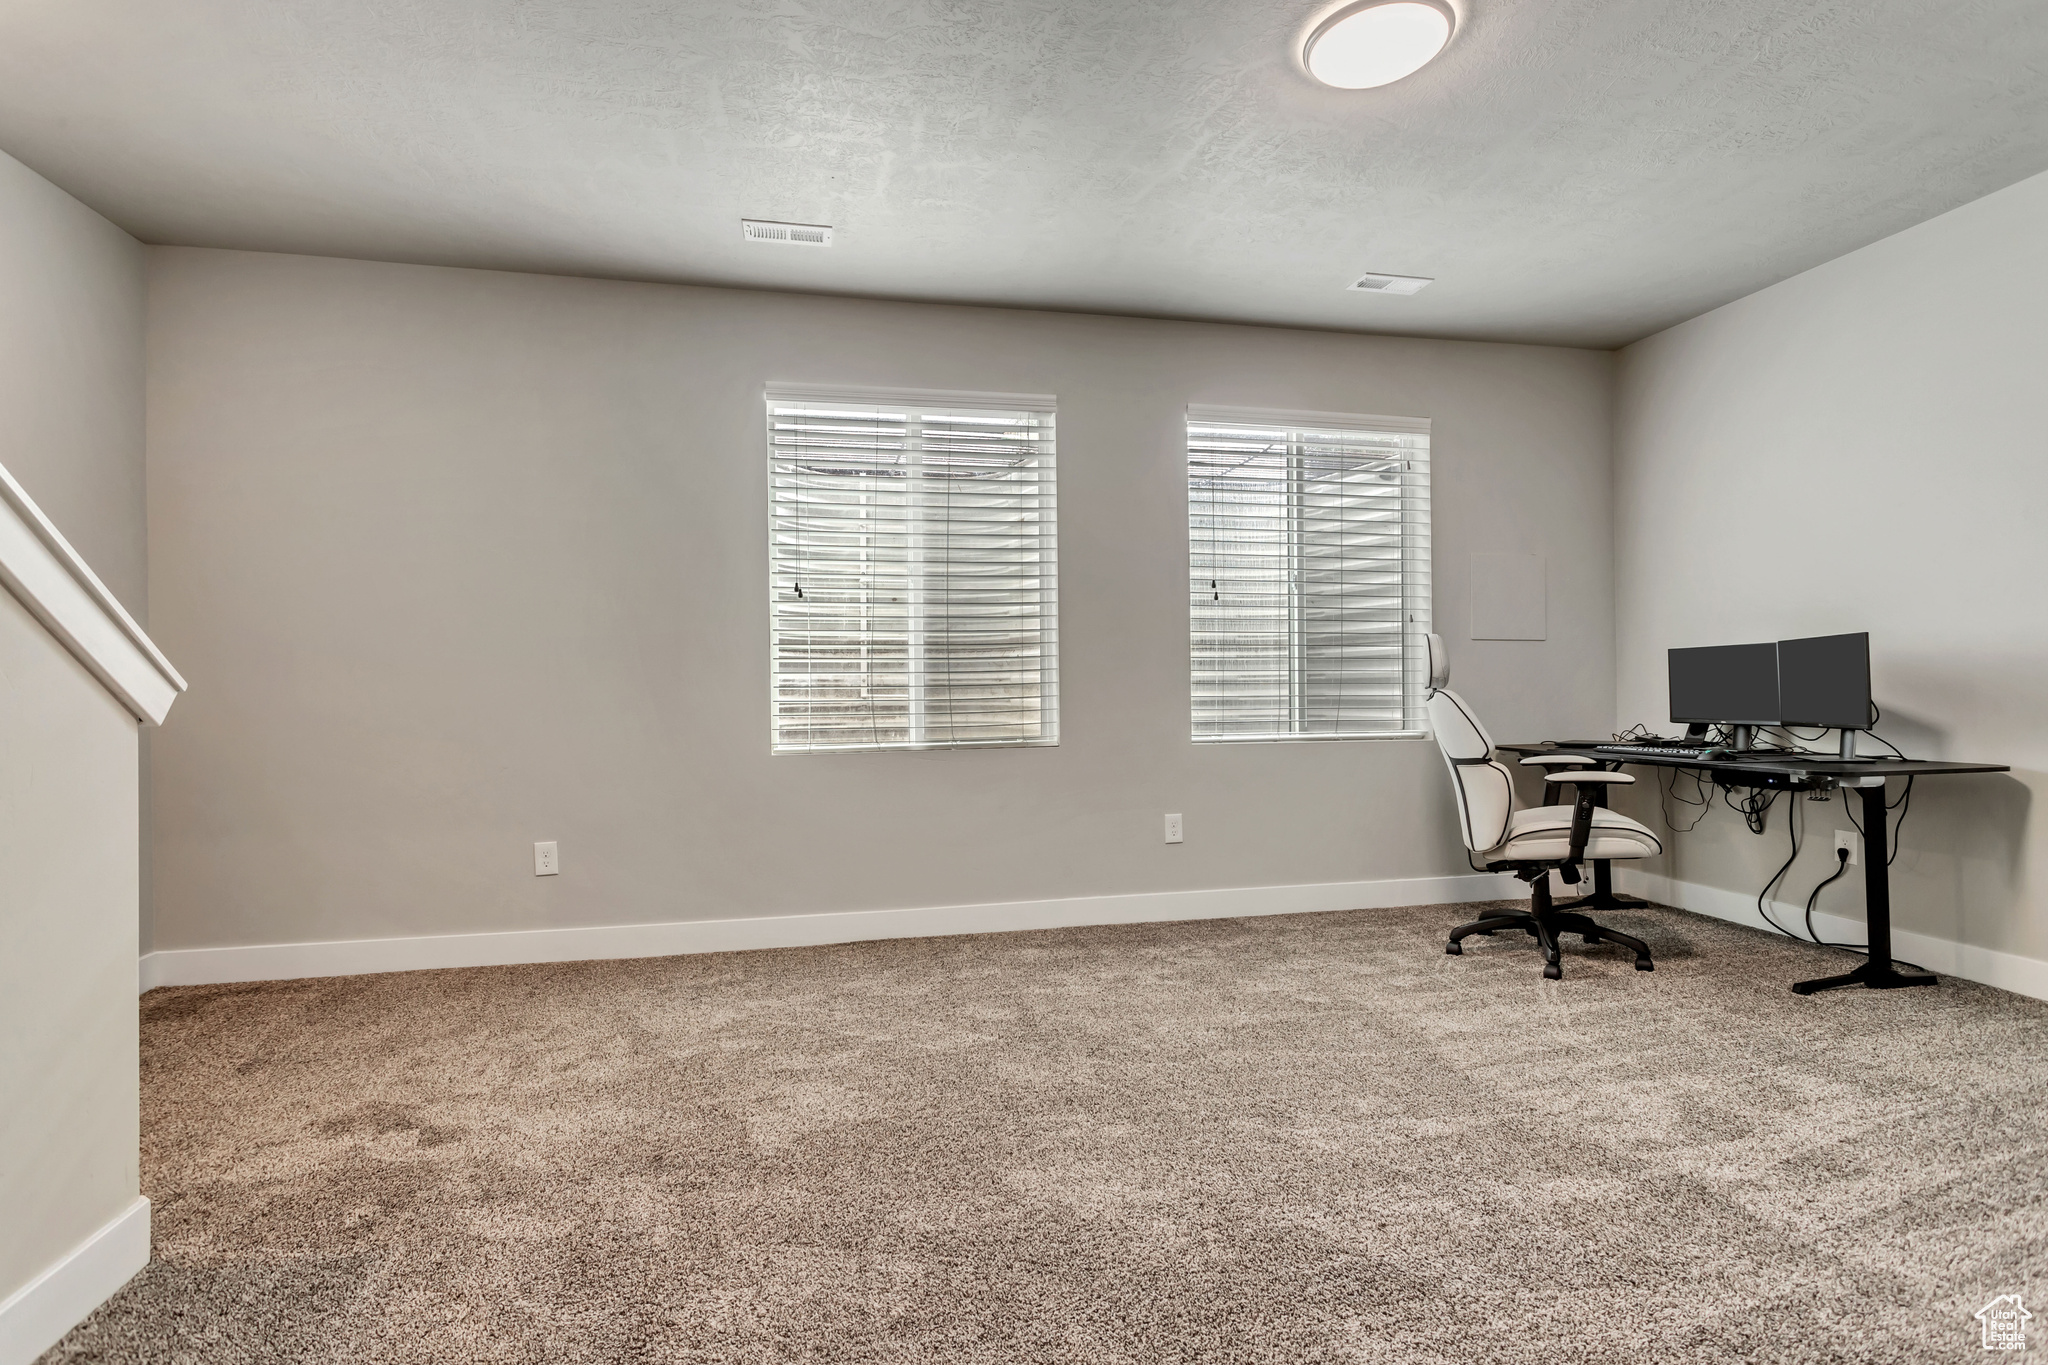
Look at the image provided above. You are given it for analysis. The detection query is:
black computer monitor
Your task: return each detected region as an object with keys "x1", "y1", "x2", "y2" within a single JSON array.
[
  {"x1": 1668, "y1": 642, "x2": 1780, "y2": 727},
  {"x1": 1777, "y1": 632, "x2": 1871, "y2": 730}
]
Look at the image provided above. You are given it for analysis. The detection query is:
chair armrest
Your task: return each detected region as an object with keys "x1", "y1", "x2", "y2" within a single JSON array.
[
  {"x1": 1561, "y1": 772, "x2": 1633, "y2": 875},
  {"x1": 1526, "y1": 755, "x2": 1602, "y2": 805},
  {"x1": 1563, "y1": 786, "x2": 1602, "y2": 877}
]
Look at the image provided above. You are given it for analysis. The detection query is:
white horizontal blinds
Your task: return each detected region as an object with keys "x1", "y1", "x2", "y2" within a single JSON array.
[
  {"x1": 769, "y1": 388, "x2": 1057, "y2": 753},
  {"x1": 1189, "y1": 408, "x2": 1431, "y2": 742}
]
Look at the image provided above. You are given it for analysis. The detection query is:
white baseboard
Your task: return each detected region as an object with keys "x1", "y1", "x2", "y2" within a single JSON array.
[
  {"x1": 0, "y1": 1197, "x2": 149, "y2": 1365},
  {"x1": 139, "y1": 871, "x2": 1523, "y2": 992},
  {"x1": 1618, "y1": 870, "x2": 2048, "y2": 1003}
]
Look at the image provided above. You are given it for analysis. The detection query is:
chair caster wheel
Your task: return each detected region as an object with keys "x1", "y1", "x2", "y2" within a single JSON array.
[
  {"x1": 1581, "y1": 934, "x2": 1600, "y2": 945},
  {"x1": 1542, "y1": 962, "x2": 1563, "y2": 980},
  {"x1": 1445, "y1": 941, "x2": 1462, "y2": 956},
  {"x1": 1635, "y1": 958, "x2": 1654, "y2": 972}
]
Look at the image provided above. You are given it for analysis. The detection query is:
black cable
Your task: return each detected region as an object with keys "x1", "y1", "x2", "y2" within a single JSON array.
[
  {"x1": 1863, "y1": 701, "x2": 1908, "y2": 759},
  {"x1": 1752, "y1": 803, "x2": 1933, "y2": 969},
  {"x1": 1888, "y1": 776, "x2": 1914, "y2": 865},
  {"x1": 1637, "y1": 699, "x2": 1933, "y2": 970},
  {"x1": 1722, "y1": 796, "x2": 1937, "y2": 969},
  {"x1": 1803, "y1": 864, "x2": 1937, "y2": 971},
  {"x1": 1750, "y1": 725, "x2": 1832, "y2": 756},
  {"x1": 1658, "y1": 764, "x2": 1712, "y2": 833},
  {"x1": 1662, "y1": 769, "x2": 1712, "y2": 834},
  {"x1": 1803, "y1": 846, "x2": 1852, "y2": 943},
  {"x1": 1806, "y1": 704, "x2": 1927, "y2": 966},
  {"x1": 1723, "y1": 781, "x2": 1778, "y2": 835},
  {"x1": 1839, "y1": 775, "x2": 1915, "y2": 865},
  {"x1": 1755, "y1": 793, "x2": 1800, "y2": 938}
]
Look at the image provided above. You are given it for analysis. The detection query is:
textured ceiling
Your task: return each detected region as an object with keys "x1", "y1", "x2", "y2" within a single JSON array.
[{"x1": 1, "y1": 0, "x2": 2044, "y2": 347}]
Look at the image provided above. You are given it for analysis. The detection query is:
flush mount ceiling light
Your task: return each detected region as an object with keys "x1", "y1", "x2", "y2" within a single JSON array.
[{"x1": 1304, "y1": 0, "x2": 1454, "y2": 89}]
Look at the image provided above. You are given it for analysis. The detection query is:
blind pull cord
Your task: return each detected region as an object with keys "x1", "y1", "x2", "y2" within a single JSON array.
[{"x1": 793, "y1": 582, "x2": 804, "y2": 599}]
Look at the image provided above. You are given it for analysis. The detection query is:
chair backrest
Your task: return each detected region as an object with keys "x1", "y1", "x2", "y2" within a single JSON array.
[
  {"x1": 1426, "y1": 630, "x2": 1452, "y2": 691},
  {"x1": 1423, "y1": 633, "x2": 1514, "y2": 853}
]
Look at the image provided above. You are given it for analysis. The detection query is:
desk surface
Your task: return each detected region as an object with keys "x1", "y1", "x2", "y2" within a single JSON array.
[{"x1": 1498, "y1": 741, "x2": 2008, "y2": 780}]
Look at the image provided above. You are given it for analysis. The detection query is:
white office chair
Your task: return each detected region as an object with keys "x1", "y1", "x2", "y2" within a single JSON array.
[{"x1": 1424, "y1": 633, "x2": 1662, "y2": 979}]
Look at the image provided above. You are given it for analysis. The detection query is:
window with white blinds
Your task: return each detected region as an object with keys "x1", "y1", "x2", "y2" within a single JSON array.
[
  {"x1": 1188, "y1": 406, "x2": 1431, "y2": 742},
  {"x1": 768, "y1": 386, "x2": 1057, "y2": 754}
]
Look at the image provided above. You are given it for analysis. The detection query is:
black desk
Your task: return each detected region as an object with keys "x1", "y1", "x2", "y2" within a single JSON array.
[{"x1": 1497, "y1": 742, "x2": 2010, "y2": 994}]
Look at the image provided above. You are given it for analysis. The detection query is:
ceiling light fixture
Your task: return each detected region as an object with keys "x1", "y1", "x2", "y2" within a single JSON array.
[{"x1": 1304, "y1": 0, "x2": 1454, "y2": 89}]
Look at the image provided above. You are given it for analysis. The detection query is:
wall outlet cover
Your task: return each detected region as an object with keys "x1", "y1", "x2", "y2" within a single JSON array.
[{"x1": 534, "y1": 841, "x2": 559, "y2": 875}]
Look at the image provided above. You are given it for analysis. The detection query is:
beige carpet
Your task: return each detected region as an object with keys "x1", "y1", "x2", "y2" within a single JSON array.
[{"x1": 44, "y1": 902, "x2": 2048, "y2": 1363}]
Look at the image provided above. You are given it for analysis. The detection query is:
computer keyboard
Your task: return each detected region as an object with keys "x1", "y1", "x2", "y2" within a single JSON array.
[{"x1": 1592, "y1": 744, "x2": 1710, "y2": 758}]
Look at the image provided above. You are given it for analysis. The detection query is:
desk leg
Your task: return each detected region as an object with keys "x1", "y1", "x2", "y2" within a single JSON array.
[
  {"x1": 1792, "y1": 783, "x2": 1938, "y2": 995},
  {"x1": 1553, "y1": 776, "x2": 1648, "y2": 912}
]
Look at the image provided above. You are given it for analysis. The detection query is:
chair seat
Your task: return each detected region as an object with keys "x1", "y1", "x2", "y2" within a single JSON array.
[{"x1": 1486, "y1": 804, "x2": 1663, "y2": 863}]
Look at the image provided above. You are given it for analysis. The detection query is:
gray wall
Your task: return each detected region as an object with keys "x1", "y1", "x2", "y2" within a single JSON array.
[
  {"x1": 1613, "y1": 167, "x2": 2048, "y2": 962},
  {"x1": 0, "y1": 592, "x2": 141, "y2": 1314},
  {"x1": 146, "y1": 247, "x2": 1617, "y2": 952},
  {"x1": 0, "y1": 150, "x2": 145, "y2": 1320},
  {"x1": 0, "y1": 146, "x2": 154, "y2": 954},
  {"x1": 0, "y1": 148, "x2": 146, "y2": 616}
]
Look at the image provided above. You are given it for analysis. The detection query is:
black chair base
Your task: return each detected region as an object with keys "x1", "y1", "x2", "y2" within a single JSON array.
[{"x1": 1445, "y1": 877, "x2": 1653, "y2": 980}]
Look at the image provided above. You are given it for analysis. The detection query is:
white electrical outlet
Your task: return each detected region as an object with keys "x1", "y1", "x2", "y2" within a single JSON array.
[
  {"x1": 534, "y1": 840, "x2": 560, "y2": 876},
  {"x1": 1834, "y1": 830, "x2": 1859, "y2": 866},
  {"x1": 1164, "y1": 813, "x2": 1184, "y2": 844}
]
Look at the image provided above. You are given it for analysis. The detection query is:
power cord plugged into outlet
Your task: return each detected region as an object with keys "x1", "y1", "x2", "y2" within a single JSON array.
[{"x1": 1803, "y1": 845, "x2": 1853, "y2": 944}]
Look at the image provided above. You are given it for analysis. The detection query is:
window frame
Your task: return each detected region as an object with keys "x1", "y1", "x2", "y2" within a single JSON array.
[
  {"x1": 1186, "y1": 403, "x2": 1433, "y2": 745},
  {"x1": 766, "y1": 383, "x2": 1059, "y2": 755}
]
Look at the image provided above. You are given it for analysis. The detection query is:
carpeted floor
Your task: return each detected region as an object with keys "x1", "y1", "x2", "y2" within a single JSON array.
[{"x1": 44, "y1": 901, "x2": 2048, "y2": 1363}]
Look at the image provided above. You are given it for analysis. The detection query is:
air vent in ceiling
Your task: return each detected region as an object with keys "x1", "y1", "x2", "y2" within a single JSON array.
[
  {"x1": 1349, "y1": 272, "x2": 1433, "y2": 295},
  {"x1": 742, "y1": 219, "x2": 834, "y2": 247}
]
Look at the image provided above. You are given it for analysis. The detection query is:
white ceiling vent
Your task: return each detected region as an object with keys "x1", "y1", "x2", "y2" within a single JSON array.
[
  {"x1": 1349, "y1": 272, "x2": 1433, "y2": 295},
  {"x1": 742, "y1": 219, "x2": 834, "y2": 247}
]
